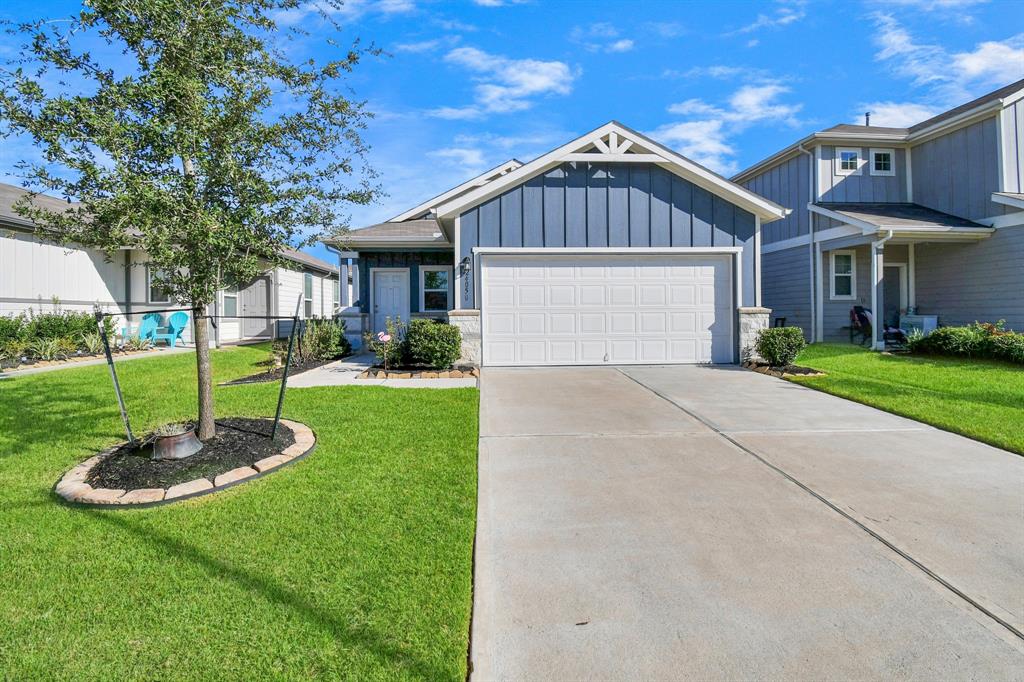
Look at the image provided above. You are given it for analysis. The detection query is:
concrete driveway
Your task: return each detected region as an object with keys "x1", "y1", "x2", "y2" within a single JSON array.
[{"x1": 472, "y1": 365, "x2": 1024, "y2": 680}]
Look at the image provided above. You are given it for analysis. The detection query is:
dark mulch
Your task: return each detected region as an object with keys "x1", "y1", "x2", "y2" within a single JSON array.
[
  {"x1": 745, "y1": 361, "x2": 825, "y2": 378},
  {"x1": 221, "y1": 357, "x2": 339, "y2": 386},
  {"x1": 87, "y1": 418, "x2": 295, "y2": 490}
]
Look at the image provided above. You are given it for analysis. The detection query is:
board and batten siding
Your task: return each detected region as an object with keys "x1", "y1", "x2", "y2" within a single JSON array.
[
  {"x1": 1001, "y1": 100, "x2": 1024, "y2": 195},
  {"x1": 761, "y1": 245, "x2": 812, "y2": 338},
  {"x1": 912, "y1": 116, "x2": 1000, "y2": 220},
  {"x1": 914, "y1": 228, "x2": 1024, "y2": 331},
  {"x1": 819, "y1": 146, "x2": 908, "y2": 204},
  {"x1": 0, "y1": 230, "x2": 126, "y2": 316},
  {"x1": 741, "y1": 152, "x2": 809, "y2": 245},
  {"x1": 458, "y1": 161, "x2": 758, "y2": 308}
]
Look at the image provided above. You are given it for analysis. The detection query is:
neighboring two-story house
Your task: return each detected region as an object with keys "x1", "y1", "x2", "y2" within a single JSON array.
[{"x1": 733, "y1": 79, "x2": 1024, "y2": 349}]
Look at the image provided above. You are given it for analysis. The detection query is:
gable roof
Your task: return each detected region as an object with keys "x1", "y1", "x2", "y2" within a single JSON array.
[
  {"x1": 0, "y1": 181, "x2": 337, "y2": 275},
  {"x1": 732, "y1": 78, "x2": 1024, "y2": 184},
  {"x1": 387, "y1": 159, "x2": 523, "y2": 223},
  {"x1": 431, "y1": 121, "x2": 788, "y2": 223}
]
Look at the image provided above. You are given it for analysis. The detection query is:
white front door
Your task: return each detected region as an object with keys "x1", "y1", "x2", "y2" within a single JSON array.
[
  {"x1": 372, "y1": 269, "x2": 410, "y2": 333},
  {"x1": 481, "y1": 254, "x2": 733, "y2": 366}
]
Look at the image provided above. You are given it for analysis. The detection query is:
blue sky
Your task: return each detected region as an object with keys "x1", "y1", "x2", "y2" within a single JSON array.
[{"x1": 2, "y1": 0, "x2": 1022, "y2": 264}]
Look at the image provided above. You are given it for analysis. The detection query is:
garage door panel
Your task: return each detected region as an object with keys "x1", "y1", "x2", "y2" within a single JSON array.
[{"x1": 482, "y1": 255, "x2": 732, "y2": 366}]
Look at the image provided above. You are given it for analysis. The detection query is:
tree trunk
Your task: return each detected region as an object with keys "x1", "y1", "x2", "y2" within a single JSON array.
[{"x1": 193, "y1": 309, "x2": 216, "y2": 440}]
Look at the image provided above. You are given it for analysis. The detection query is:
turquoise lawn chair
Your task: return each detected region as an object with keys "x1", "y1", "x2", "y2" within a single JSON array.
[
  {"x1": 154, "y1": 311, "x2": 189, "y2": 348},
  {"x1": 136, "y1": 313, "x2": 163, "y2": 344}
]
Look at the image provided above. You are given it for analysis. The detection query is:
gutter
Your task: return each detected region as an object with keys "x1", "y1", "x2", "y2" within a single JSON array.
[{"x1": 797, "y1": 142, "x2": 817, "y2": 342}]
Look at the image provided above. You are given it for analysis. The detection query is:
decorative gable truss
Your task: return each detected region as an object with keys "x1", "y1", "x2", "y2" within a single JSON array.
[{"x1": 434, "y1": 121, "x2": 788, "y2": 223}]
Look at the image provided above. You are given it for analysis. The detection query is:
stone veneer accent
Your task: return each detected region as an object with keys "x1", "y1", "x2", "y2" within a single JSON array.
[
  {"x1": 738, "y1": 306, "x2": 772, "y2": 363},
  {"x1": 446, "y1": 309, "x2": 481, "y2": 365},
  {"x1": 54, "y1": 419, "x2": 316, "y2": 508}
]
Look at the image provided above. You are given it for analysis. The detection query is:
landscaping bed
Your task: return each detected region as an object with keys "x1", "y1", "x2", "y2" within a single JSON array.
[
  {"x1": 87, "y1": 418, "x2": 295, "y2": 489},
  {"x1": 221, "y1": 356, "x2": 341, "y2": 385},
  {"x1": 358, "y1": 365, "x2": 480, "y2": 380},
  {"x1": 743, "y1": 360, "x2": 824, "y2": 378}
]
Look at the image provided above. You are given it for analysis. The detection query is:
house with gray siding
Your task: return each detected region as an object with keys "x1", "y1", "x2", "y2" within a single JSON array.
[
  {"x1": 733, "y1": 79, "x2": 1024, "y2": 349},
  {"x1": 327, "y1": 122, "x2": 787, "y2": 366}
]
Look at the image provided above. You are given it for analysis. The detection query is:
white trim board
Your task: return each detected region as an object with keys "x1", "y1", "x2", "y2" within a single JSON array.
[
  {"x1": 388, "y1": 159, "x2": 522, "y2": 223},
  {"x1": 472, "y1": 246, "x2": 744, "y2": 256},
  {"x1": 761, "y1": 225, "x2": 862, "y2": 254},
  {"x1": 435, "y1": 121, "x2": 788, "y2": 223}
]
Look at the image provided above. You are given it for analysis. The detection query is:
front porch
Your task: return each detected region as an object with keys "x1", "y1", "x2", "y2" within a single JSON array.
[{"x1": 809, "y1": 203, "x2": 995, "y2": 349}]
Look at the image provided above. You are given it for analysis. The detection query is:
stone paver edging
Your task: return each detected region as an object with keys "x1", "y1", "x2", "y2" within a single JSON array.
[{"x1": 54, "y1": 419, "x2": 316, "y2": 508}]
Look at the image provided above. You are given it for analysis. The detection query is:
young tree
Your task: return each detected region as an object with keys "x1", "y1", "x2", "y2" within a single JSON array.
[{"x1": 0, "y1": 0, "x2": 377, "y2": 439}]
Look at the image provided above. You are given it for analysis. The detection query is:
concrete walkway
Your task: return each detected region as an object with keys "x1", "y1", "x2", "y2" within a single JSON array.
[
  {"x1": 473, "y1": 365, "x2": 1024, "y2": 680},
  {"x1": 287, "y1": 353, "x2": 478, "y2": 389}
]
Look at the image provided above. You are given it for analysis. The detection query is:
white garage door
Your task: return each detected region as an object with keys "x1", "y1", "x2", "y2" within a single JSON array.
[{"x1": 481, "y1": 254, "x2": 734, "y2": 366}]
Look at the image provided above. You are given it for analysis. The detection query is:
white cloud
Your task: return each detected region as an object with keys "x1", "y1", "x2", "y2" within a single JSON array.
[
  {"x1": 430, "y1": 46, "x2": 577, "y2": 118},
  {"x1": 273, "y1": 0, "x2": 416, "y2": 26},
  {"x1": 746, "y1": 39, "x2": 760, "y2": 48},
  {"x1": 471, "y1": 0, "x2": 527, "y2": 5},
  {"x1": 729, "y1": 1, "x2": 806, "y2": 35},
  {"x1": 853, "y1": 101, "x2": 941, "y2": 128},
  {"x1": 394, "y1": 39, "x2": 442, "y2": 53},
  {"x1": 651, "y1": 82, "x2": 803, "y2": 175},
  {"x1": 871, "y1": 13, "x2": 1023, "y2": 101},
  {"x1": 570, "y1": 23, "x2": 637, "y2": 53},
  {"x1": 429, "y1": 147, "x2": 487, "y2": 171},
  {"x1": 644, "y1": 22, "x2": 686, "y2": 38}
]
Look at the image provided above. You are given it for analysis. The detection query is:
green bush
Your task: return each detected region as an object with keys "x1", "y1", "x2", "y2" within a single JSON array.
[
  {"x1": 405, "y1": 319, "x2": 462, "y2": 369},
  {"x1": 298, "y1": 318, "x2": 351, "y2": 362},
  {"x1": 909, "y1": 321, "x2": 1024, "y2": 365},
  {"x1": 364, "y1": 317, "x2": 406, "y2": 369},
  {"x1": 0, "y1": 314, "x2": 26, "y2": 344},
  {"x1": 754, "y1": 326, "x2": 806, "y2": 366},
  {"x1": 0, "y1": 339, "x2": 29, "y2": 365}
]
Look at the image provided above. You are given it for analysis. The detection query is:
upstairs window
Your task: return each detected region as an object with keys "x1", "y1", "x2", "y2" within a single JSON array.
[
  {"x1": 830, "y1": 250, "x2": 857, "y2": 300},
  {"x1": 222, "y1": 285, "x2": 238, "y2": 318},
  {"x1": 870, "y1": 148, "x2": 895, "y2": 176},
  {"x1": 836, "y1": 148, "x2": 862, "y2": 175}
]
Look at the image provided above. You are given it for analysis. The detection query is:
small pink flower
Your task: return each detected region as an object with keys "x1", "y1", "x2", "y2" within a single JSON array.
[{"x1": 379, "y1": 333, "x2": 392, "y2": 343}]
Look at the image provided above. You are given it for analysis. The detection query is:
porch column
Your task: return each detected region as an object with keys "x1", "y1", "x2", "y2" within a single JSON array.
[
  {"x1": 907, "y1": 243, "x2": 916, "y2": 309},
  {"x1": 339, "y1": 259, "x2": 350, "y2": 307},
  {"x1": 871, "y1": 243, "x2": 885, "y2": 350},
  {"x1": 351, "y1": 260, "x2": 360, "y2": 308}
]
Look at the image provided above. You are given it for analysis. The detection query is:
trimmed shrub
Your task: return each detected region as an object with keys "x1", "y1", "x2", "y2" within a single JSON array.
[
  {"x1": 909, "y1": 321, "x2": 1024, "y2": 365},
  {"x1": 299, "y1": 318, "x2": 351, "y2": 362},
  {"x1": 755, "y1": 327, "x2": 806, "y2": 367},
  {"x1": 405, "y1": 319, "x2": 462, "y2": 369}
]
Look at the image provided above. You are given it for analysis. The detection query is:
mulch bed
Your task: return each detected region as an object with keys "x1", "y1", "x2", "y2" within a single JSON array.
[
  {"x1": 743, "y1": 361, "x2": 825, "y2": 378},
  {"x1": 221, "y1": 357, "x2": 341, "y2": 386},
  {"x1": 87, "y1": 418, "x2": 295, "y2": 490},
  {"x1": 358, "y1": 365, "x2": 480, "y2": 380}
]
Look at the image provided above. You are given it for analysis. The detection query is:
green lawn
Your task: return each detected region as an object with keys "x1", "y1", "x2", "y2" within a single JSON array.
[
  {"x1": 792, "y1": 343, "x2": 1024, "y2": 455},
  {"x1": 0, "y1": 345, "x2": 479, "y2": 680}
]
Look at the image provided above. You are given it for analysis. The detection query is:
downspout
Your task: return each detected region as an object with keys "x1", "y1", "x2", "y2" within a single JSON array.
[
  {"x1": 871, "y1": 229, "x2": 895, "y2": 350},
  {"x1": 797, "y1": 142, "x2": 816, "y2": 341}
]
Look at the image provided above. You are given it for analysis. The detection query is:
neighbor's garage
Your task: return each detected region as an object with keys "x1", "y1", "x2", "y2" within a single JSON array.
[{"x1": 481, "y1": 254, "x2": 734, "y2": 366}]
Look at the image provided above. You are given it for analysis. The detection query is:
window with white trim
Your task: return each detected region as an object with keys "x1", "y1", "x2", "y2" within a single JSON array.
[
  {"x1": 303, "y1": 273, "x2": 313, "y2": 318},
  {"x1": 830, "y1": 250, "x2": 857, "y2": 300},
  {"x1": 420, "y1": 266, "x2": 452, "y2": 313},
  {"x1": 870, "y1": 148, "x2": 895, "y2": 176},
  {"x1": 222, "y1": 284, "x2": 238, "y2": 318},
  {"x1": 146, "y1": 265, "x2": 171, "y2": 304},
  {"x1": 835, "y1": 147, "x2": 862, "y2": 175}
]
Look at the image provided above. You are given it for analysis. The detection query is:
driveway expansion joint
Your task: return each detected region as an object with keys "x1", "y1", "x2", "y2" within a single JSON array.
[{"x1": 613, "y1": 367, "x2": 1024, "y2": 644}]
